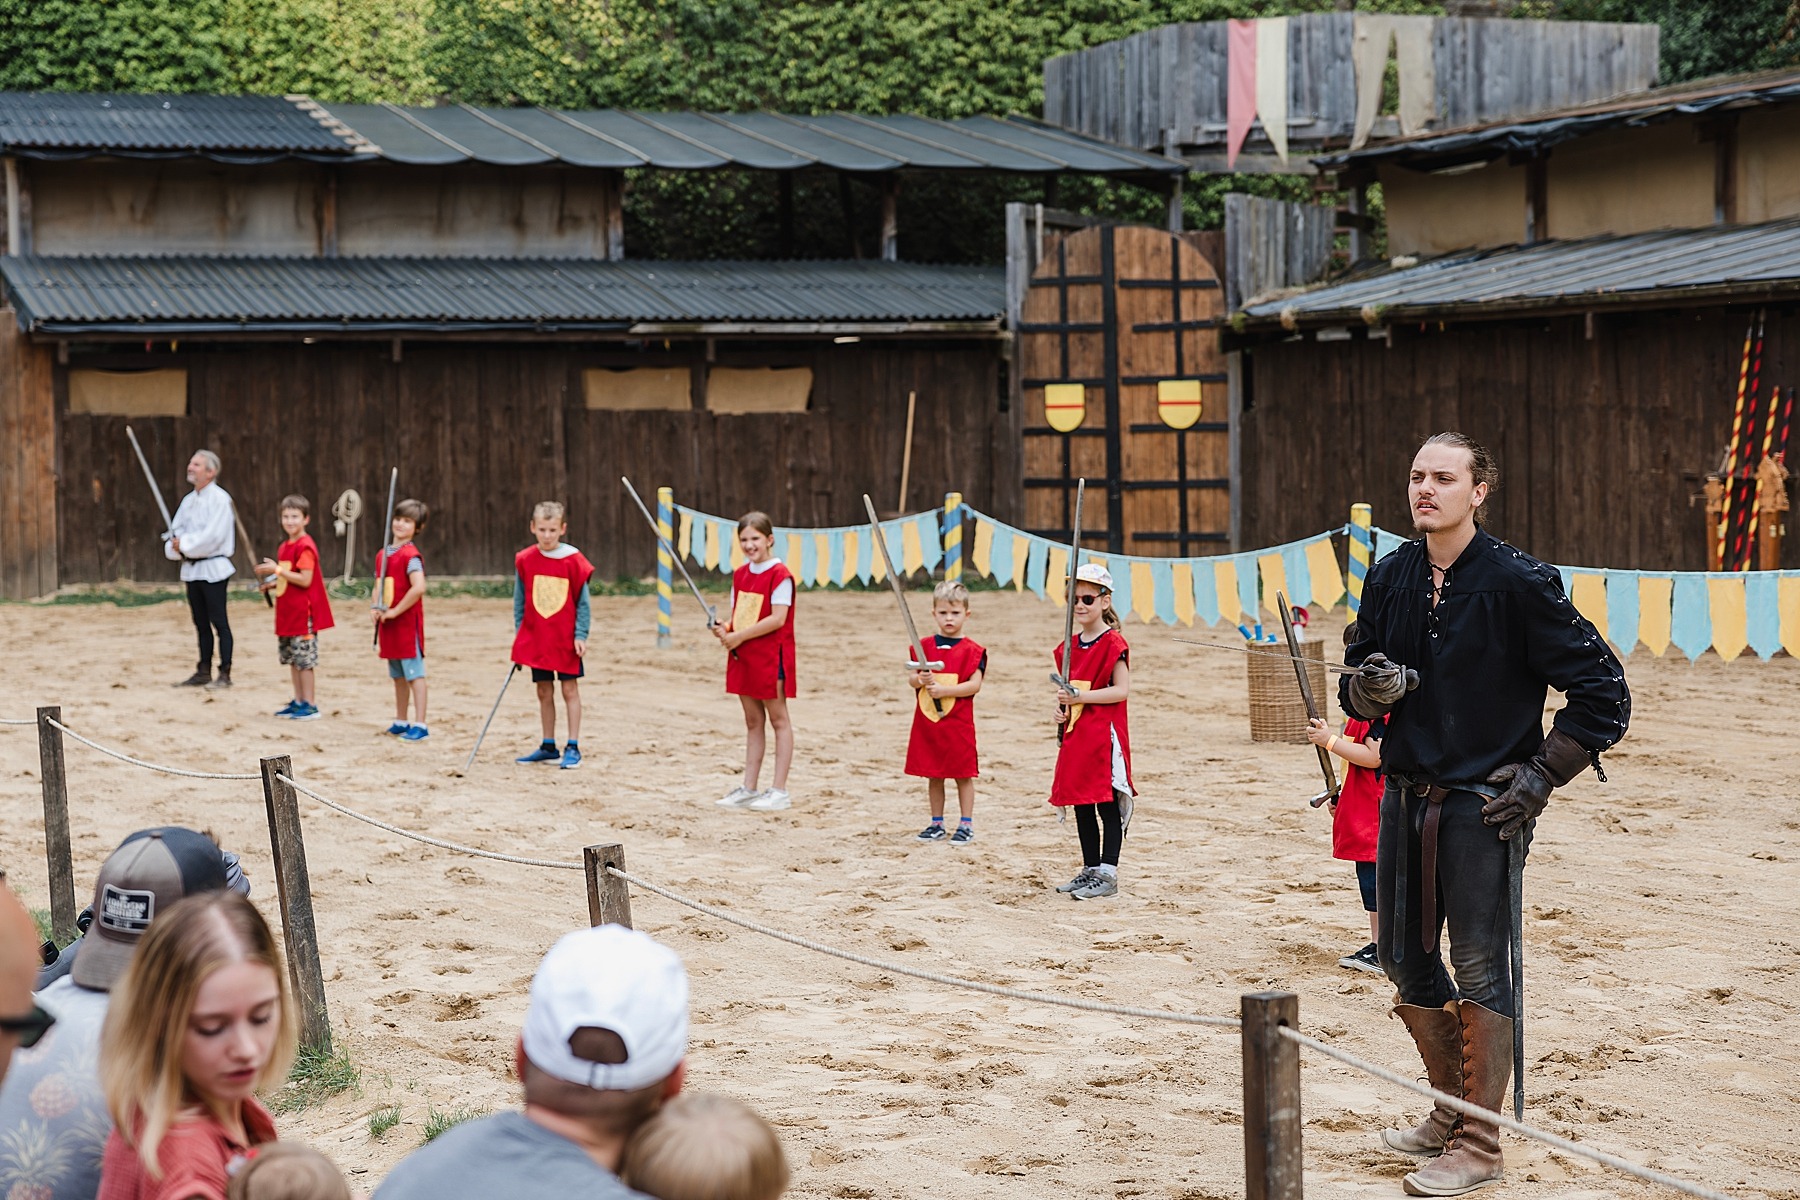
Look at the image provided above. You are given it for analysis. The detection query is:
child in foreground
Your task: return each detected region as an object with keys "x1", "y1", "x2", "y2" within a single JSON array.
[
  {"x1": 374, "y1": 499, "x2": 430, "y2": 741},
  {"x1": 622, "y1": 1093, "x2": 788, "y2": 1200},
  {"x1": 904, "y1": 580, "x2": 987, "y2": 845},
  {"x1": 258, "y1": 495, "x2": 335, "y2": 721},
  {"x1": 511, "y1": 501, "x2": 594, "y2": 770},
  {"x1": 714, "y1": 512, "x2": 796, "y2": 812},
  {"x1": 227, "y1": 1142, "x2": 352, "y2": 1200},
  {"x1": 1049, "y1": 563, "x2": 1135, "y2": 900},
  {"x1": 1307, "y1": 619, "x2": 1386, "y2": 974}
]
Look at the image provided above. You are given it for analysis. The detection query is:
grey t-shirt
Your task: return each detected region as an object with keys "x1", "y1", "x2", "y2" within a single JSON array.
[
  {"x1": 0, "y1": 977, "x2": 113, "y2": 1200},
  {"x1": 374, "y1": 1111, "x2": 649, "y2": 1200}
]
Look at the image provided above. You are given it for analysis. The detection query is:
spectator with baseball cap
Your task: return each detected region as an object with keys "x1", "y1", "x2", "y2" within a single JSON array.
[
  {"x1": 375, "y1": 925, "x2": 689, "y2": 1200},
  {"x1": 0, "y1": 828, "x2": 241, "y2": 1200}
]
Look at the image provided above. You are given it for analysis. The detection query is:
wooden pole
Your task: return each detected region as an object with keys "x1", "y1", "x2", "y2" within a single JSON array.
[
  {"x1": 584, "y1": 843, "x2": 632, "y2": 928},
  {"x1": 35, "y1": 706, "x2": 75, "y2": 946},
  {"x1": 1241, "y1": 991, "x2": 1303, "y2": 1200},
  {"x1": 259, "y1": 756, "x2": 332, "y2": 1053},
  {"x1": 897, "y1": 390, "x2": 917, "y2": 514}
]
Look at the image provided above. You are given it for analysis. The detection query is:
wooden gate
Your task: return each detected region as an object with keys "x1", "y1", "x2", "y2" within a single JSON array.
[{"x1": 1018, "y1": 224, "x2": 1227, "y2": 554}]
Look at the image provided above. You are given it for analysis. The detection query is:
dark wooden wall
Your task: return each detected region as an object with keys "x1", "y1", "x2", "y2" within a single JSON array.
[
  {"x1": 1240, "y1": 306, "x2": 1799, "y2": 572},
  {"x1": 0, "y1": 308, "x2": 58, "y2": 599},
  {"x1": 57, "y1": 338, "x2": 1010, "y2": 586}
]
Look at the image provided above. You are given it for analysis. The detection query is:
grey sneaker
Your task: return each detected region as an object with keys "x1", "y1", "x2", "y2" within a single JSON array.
[
  {"x1": 1072, "y1": 872, "x2": 1118, "y2": 900},
  {"x1": 748, "y1": 787, "x2": 791, "y2": 811},
  {"x1": 716, "y1": 786, "x2": 761, "y2": 808},
  {"x1": 949, "y1": 824, "x2": 975, "y2": 845},
  {"x1": 915, "y1": 824, "x2": 949, "y2": 842},
  {"x1": 1055, "y1": 869, "x2": 1096, "y2": 893}
]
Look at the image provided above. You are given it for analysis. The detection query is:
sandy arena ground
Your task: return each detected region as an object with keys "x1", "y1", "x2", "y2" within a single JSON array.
[{"x1": 1, "y1": 590, "x2": 1797, "y2": 1200}]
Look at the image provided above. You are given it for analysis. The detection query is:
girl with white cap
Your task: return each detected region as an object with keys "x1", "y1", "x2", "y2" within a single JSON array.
[{"x1": 1049, "y1": 563, "x2": 1136, "y2": 899}]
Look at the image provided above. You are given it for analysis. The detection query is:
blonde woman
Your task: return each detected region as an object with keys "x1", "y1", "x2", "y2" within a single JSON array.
[{"x1": 98, "y1": 891, "x2": 295, "y2": 1200}]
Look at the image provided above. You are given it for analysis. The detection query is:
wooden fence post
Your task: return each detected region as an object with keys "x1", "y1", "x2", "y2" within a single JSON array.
[
  {"x1": 35, "y1": 706, "x2": 76, "y2": 945},
  {"x1": 259, "y1": 756, "x2": 331, "y2": 1053},
  {"x1": 584, "y1": 843, "x2": 632, "y2": 928},
  {"x1": 1242, "y1": 991, "x2": 1303, "y2": 1200}
]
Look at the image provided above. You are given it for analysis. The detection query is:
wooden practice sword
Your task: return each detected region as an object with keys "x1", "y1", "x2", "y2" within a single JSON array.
[
  {"x1": 1278, "y1": 592, "x2": 1339, "y2": 809},
  {"x1": 862, "y1": 494, "x2": 943, "y2": 713}
]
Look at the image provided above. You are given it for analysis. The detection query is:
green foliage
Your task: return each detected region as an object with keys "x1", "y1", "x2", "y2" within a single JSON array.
[
  {"x1": 421, "y1": 1102, "x2": 488, "y2": 1142},
  {"x1": 368, "y1": 1102, "x2": 404, "y2": 1138},
  {"x1": 273, "y1": 1041, "x2": 361, "y2": 1113},
  {"x1": 1520, "y1": 0, "x2": 1799, "y2": 82}
]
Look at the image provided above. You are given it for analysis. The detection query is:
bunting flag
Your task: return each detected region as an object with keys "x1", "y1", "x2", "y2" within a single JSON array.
[
  {"x1": 1708, "y1": 576, "x2": 1748, "y2": 662},
  {"x1": 1255, "y1": 17, "x2": 1290, "y2": 162},
  {"x1": 671, "y1": 505, "x2": 946, "y2": 589},
  {"x1": 1638, "y1": 575, "x2": 1674, "y2": 657},
  {"x1": 1782, "y1": 576, "x2": 1800, "y2": 658},
  {"x1": 1604, "y1": 570, "x2": 1640, "y2": 655},
  {"x1": 1227, "y1": 19, "x2": 1258, "y2": 168}
]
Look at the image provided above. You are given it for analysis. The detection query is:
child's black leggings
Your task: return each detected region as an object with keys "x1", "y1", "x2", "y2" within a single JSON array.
[{"x1": 1075, "y1": 798, "x2": 1124, "y2": 868}]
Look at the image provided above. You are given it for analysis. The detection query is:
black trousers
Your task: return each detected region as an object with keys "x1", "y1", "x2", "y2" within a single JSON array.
[
  {"x1": 1375, "y1": 782, "x2": 1528, "y2": 1017},
  {"x1": 1074, "y1": 797, "x2": 1124, "y2": 868},
  {"x1": 185, "y1": 579, "x2": 233, "y2": 672}
]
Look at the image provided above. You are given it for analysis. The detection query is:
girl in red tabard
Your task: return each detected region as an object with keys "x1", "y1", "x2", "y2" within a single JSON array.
[
  {"x1": 1050, "y1": 563, "x2": 1134, "y2": 900},
  {"x1": 713, "y1": 512, "x2": 796, "y2": 812},
  {"x1": 1307, "y1": 619, "x2": 1386, "y2": 973},
  {"x1": 374, "y1": 499, "x2": 430, "y2": 741},
  {"x1": 257, "y1": 495, "x2": 335, "y2": 721},
  {"x1": 905, "y1": 580, "x2": 987, "y2": 845}
]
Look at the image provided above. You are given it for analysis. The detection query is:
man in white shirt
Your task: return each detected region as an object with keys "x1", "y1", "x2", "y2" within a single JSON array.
[{"x1": 164, "y1": 449, "x2": 237, "y2": 689}]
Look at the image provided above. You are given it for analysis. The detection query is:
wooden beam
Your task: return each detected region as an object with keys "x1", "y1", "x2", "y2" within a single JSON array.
[
  {"x1": 1712, "y1": 114, "x2": 1739, "y2": 225},
  {"x1": 1524, "y1": 155, "x2": 1549, "y2": 244},
  {"x1": 1241, "y1": 991, "x2": 1303, "y2": 1200},
  {"x1": 36, "y1": 707, "x2": 75, "y2": 945},
  {"x1": 259, "y1": 755, "x2": 333, "y2": 1053},
  {"x1": 879, "y1": 175, "x2": 899, "y2": 262},
  {"x1": 319, "y1": 168, "x2": 338, "y2": 258},
  {"x1": 1346, "y1": 182, "x2": 1370, "y2": 263},
  {"x1": 1166, "y1": 175, "x2": 1184, "y2": 233},
  {"x1": 3, "y1": 157, "x2": 17, "y2": 257},
  {"x1": 584, "y1": 843, "x2": 632, "y2": 927},
  {"x1": 778, "y1": 172, "x2": 795, "y2": 258},
  {"x1": 604, "y1": 170, "x2": 625, "y2": 261},
  {"x1": 837, "y1": 172, "x2": 862, "y2": 259}
]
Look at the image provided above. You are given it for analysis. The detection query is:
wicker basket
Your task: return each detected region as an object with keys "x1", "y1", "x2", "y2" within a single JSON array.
[{"x1": 1247, "y1": 639, "x2": 1327, "y2": 744}]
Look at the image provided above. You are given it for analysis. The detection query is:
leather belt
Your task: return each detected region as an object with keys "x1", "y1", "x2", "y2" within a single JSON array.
[{"x1": 1409, "y1": 782, "x2": 1453, "y2": 957}]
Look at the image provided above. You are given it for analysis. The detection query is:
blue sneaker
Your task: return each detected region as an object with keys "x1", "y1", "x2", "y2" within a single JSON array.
[
  {"x1": 384, "y1": 721, "x2": 411, "y2": 736},
  {"x1": 516, "y1": 743, "x2": 560, "y2": 764},
  {"x1": 289, "y1": 702, "x2": 321, "y2": 722},
  {"x1": 399, "y1": 724, "x2": 430, "y2": 742},
  {"x1": 275, "y1": 699, "x2": 300, "y2": 717},
  {"x1": 560, "y1": 744, "x2": 581, "y2": 770}
]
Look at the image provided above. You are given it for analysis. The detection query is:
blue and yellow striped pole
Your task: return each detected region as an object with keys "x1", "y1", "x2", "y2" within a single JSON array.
[
  {"x1": 1347, "y1": 502, "x2": 1372, "y2": 615},
  {"x1": 943, "y1": 492, "x2": 964, "y2": 582},
  {"x1": 656, "y1": 486, "x2": 674, "y2": 647}
]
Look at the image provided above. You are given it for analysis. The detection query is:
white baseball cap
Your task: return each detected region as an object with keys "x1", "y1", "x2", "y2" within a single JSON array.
[
  {"x1": 521, "y1": 925, "x2": 689, "y2": 1092},
  {"x1": 1074, "y1": 563, "x2": 1114, "y2": 591}
]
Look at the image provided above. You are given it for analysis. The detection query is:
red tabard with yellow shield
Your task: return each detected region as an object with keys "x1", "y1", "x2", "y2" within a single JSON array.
[
  {"x1": 1049, "y1": 629, "x2": 1134, "y2": 806},
  {"x1": 511, "y1": 546, "x2": 595, "y2": 675},
  {"x1": 273, "y1": 534, "x2": 335, "y2": 637},
  {"x1": 904, "y1": 635, "x2": 987, "y2": 780},
  {"x1": 725, "y1": 561, "x2": 797, "y2": 699},
  {"x1": 375, "y1": 542, "x2": 424, "y2": 659}
]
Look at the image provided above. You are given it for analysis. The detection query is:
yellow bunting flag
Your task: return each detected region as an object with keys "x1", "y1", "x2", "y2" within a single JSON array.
[
  {"x1": 1011, "y1": 533, "x2": 1029, "y2": 591},
  {"x1": 703, "y1": 520, "x2": 720, "y2": 570},
  {"x1": 814, "y1": 533, "x2": 830, "y2": 587},
  {"x1": 1131, "y1": 561, "x2": 1156, "y2": 624},
  {"x1": 1048, "y1": 546, "x2": 1069, "y2": 608},
  {"x1": 1044, "y1": 383, "x2": 1086, "y2": 433},
  {"x1": 1638, "y1": 576, "x2": 1673, "y2": 657},
  {"x1": 1305, "y1": 537, "x2": 1345, "y2": 608},
  {"x1": 1570, "y1": 573, "x2": 1607, "y2": 631},
  {"x1": 729, "y1": 527, "x2": 747, "y2": 570},
  {"x1": 840, "y1": 530, "x2": 859, "y2": 586},
  {"x1": 1157, "y1": 378, "x2": 1203, "y2": 430},
  {"x1": 901, "y1": 522, "x2": 924, "y2": 575},
  {"x1": 1708, "y1": 576, "x2": 1748, "y2": 662},
  {"x1": 1172, "y1": 562, "x2": 1196, "y2": 626},
  {"x1": 972, "y1": 519, "x2": 994, "y2": 579},
  {"x1": 1258, "y1": 553, "x2": 1287, "y2": 616},
  {"x1": 678, "y1": 510, "x2": 693, "y2": 560},
  {"x1": 1781, "y1": 576, "x2": 1800, "y2": 658},
  {"x1": 1215, "y1": 559, "x2": 1242, "y2": 626}
]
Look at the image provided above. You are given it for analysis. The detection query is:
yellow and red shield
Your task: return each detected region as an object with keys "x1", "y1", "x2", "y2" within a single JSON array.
[
  {"x1": 272, "y1": 558, "x2": 293, "y2": 599},
  {"x1": 1157, "y1": 379, "x2": 1203, "y2": 430},
  {"x1": 1062, "y1": 676, "x2": 1093, "y2": 732},
  {"x1": 1044, "y1": 383, "x2": 1086, "y2": 433},
  {"x1": 381, "y1": 576, "x2": 395, "y2": 608},
  {"x1": 916, "y1": 672, "x2": 960, "y2": 723},
  {"x1": 532, "y1": 575, "x2": 571, "y2": 620},
  {"x1": 730, "y1": 589, "x2": 764, "y2": 632}
]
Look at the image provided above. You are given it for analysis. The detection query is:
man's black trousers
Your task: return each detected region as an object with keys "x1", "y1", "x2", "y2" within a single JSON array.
[{"x1": 186, "y1": 579, "x2": 233, "y2": 673}]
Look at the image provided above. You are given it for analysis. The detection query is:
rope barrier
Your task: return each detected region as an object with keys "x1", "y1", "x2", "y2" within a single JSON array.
[
  {"x1": 0, "y1": 717, "x2": 36, "y2": 726},
  {"x1": 276, "y1": 774, "x2": 584, "y2": 871},
  {"x1": 47, "y1": 719, "x2": 261, "y2": 780}
]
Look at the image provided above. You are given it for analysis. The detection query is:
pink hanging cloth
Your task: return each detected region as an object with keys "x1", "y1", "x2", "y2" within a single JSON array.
[{"x1": 1226, "y1": 19, "x2": 1258, "y2": 168}]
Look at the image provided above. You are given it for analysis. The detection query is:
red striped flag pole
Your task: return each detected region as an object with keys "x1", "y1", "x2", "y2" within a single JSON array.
[
  {"x1": 1718, "y1": 320, "x2": 1754, "y2": 568},
  {"x1": 1748, "y1": 384, "x2": 1782, "y2": 565},
  {"x1": 1728, "y1": 314, "x2": 1767, "y2": 569}
]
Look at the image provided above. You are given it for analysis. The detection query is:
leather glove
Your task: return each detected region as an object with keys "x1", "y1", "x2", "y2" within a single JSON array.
[
  {"x1": 1482, "y1": 727, "x2": 1592, "y2": 840},
  {"x1": 1346, "y1": 652, "x2": 1419, "y2": 716}
]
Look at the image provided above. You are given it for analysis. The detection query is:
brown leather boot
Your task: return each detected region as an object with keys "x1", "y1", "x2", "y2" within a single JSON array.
[
  {"x1": 1382, "y1": 1003, "x2": 1463, "y2": 1156},
  {"x1": 1403, "y1": 1000, "x2": 1512, "y2": 1196}
]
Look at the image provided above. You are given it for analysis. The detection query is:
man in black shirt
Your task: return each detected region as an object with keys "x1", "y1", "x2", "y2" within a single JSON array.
[{"x1": 1342, "y1": 433, "x2": 1629, "y2": 1197}]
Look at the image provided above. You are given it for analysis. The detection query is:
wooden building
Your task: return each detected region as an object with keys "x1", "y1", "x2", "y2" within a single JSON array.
[{"x1": 0, "y1": 92, "x2": 1183, "y2": 597}]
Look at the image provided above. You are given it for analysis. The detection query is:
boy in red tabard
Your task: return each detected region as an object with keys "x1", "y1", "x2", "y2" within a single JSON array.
[
  {"x1": 1050, "y1": 563, "x2": 1135, "y2": 900},
  {"x1": 905, "y1": 580, "x2": 987, "y2": 845},
  {"x1": 713, "y1": 512, "x2": 797, "y2": 812},
  {"x1": 374, "y1": 498, "x2": 430, "y2": 741},
  {"x1": 1307, "y1": 619, "x2": 1386, "y2": 974},
  {"x1": 256, "y1": 494, "x2": 335, "y2": 720},
  {"x1": 511, "y1": 501, "x2": 594, "y2": 771}
]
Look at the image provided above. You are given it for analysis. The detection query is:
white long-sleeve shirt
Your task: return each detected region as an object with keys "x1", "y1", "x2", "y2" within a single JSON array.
[{"x1": 163, "y1": 483, "x2": 236, "y2": 583}]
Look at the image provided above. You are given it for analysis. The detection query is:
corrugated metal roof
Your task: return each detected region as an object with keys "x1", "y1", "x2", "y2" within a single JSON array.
[
  {"x1": 0, "y1": 255, "x2": 1006, "y2": 334},
  {"x1": 1319, "y1": 68, "x2": 1800, "y2": 171},
  {"x1": 0, "y1": 92, "x2": 361, "y2": 160},
  {"x1": 1239, "y1": 219, "x2": 1800, "y2": 327}
]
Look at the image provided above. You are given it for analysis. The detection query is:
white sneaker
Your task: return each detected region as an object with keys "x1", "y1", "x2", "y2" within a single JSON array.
[
  {"x1": 716, "y1": 785, "x2": 761, "y2": 808},
  {"x1": 748, "y1": 787, "x2": 791, "y2": 811}
]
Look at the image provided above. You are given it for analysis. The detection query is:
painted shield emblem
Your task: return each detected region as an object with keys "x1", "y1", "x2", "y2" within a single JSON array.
[
  {"x1": 1044, "y1": 383, "x2": 1086, "y2": 433},
  {"x1": 273, "y1": 558, "x2": 292, "y2": 599},
  {"x1": 1062, "y1": 676, "x2": 1093, "y2": 732},
  {"x1": 916, "y1": 671, "x2": 960, "y2": 723},
  {"x1": 381, "y1": 576, "x2": 395, "y2": 608},
  {"x1": 730, "y1": 589, "x2": 764, "y2": 632},
  {"x1": 1157, "y1": 379, "x2": 1203, "y2": 430},
  {"x1": 532, "y1": 575, "x2": 570, "y2": 620}
]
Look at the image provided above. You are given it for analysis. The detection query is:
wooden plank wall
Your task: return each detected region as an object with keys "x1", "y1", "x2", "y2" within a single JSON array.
[
  {"x1": 56, "y1": 339, "x2": 1007, "y2": 586},
  {"x1": 1223, "y1": 194, "x2": 1337, "y2": 312},
  {"x1": 0, "y1": 307, "x2": 57, "y2": 598},
  {"x1": 1239, "y1": 308, "x2": 1796, "y2": 571}
]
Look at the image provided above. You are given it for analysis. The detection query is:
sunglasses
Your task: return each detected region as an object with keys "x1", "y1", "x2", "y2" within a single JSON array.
[
  {"x1": 1072, "y1": 593, "x2": 1104, "y2": 607},
  {"x1": 0, "y1": 1005, "x2": 55, "y2": 1049}
]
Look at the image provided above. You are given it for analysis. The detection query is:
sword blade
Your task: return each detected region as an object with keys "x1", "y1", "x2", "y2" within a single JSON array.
[
  {"x1": 621, "y1": 476, "x2": 717, "y2": 627},
  {"x1": 1054, "y1": 480, "x2": 1084, "y2": 745},
  {"x1": 1280, "y1": 593, "x2": 1338, "y2": 804},
  {"x1": 1172, "y1": 636, "x2": 1356, "y2": 673},
  {"x1": 1510, "y1": 834, "x2": 1526, "y2": 1120},
  {"x1": 123, "y1": 426, "x2": 175, "y2": 531},
  {"x1": 863, "y1": 494, "x2": 940, "y2": 713},
  {"x1": 464, "y1": 663, "x2": 520, "y2": 772}
]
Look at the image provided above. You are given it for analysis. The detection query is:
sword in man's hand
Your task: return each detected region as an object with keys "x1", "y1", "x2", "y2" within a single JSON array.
[
  {"x1": 862, "y1": 494, "x2": 944, "y2": 714},
  {"x1": 1510, "y1": 834, "x2": 1526, "y2": 1119},
  {"x1": 1278, "y1": 592, "x2": 1339, "y2": 809},
  {"x1": 125, "y1": 426, "x2": 175, "y2": 532},
  {"x1": 1050, "y1": 479, "x2": 1085, "y2": 746}
]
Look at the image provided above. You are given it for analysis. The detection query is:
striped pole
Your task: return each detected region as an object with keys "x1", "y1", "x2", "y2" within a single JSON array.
[
  {"x1": 1347, "y1": 502, "x2": 1372, "y2": 615},
  {"x1": 1719, "y1": 320, "x2": 1755, "y2": 567},
  {"x1": 943, "y1": 492, "x2": 964, "y2": 582},
  {"x1": 655, "y1": 487, "x2": 674, "y2": 647}
]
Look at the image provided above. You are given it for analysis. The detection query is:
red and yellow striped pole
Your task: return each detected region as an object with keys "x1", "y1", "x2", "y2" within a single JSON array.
[
  {"x1": 1748, "y1": 385, "x2": 1782, "y2": 567},
  {"x1": 1718, "y1": 321, "x2": 1754, "y2": 570}
]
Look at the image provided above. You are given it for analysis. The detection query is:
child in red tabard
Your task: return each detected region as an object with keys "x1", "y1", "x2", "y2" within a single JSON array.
[
  {"x1": 1308, "y1": 619, "x2": 1386, "y2": 974},
  {"x1": 905, "y1": 580, "x2": 987, "y2": 845},
  {"x1": 713, "y1": 512, "x2": 796, "y2": 813},
  {"x1": 511, "y1": 501, "x2": 594, "y2": 771},
  {"x1": 374, "y1": 498, "x2": 430, "y2": 742},
  {"x1": 1049, "y1": 563, "x2": 1135, "y2": 900},
  {"x1": 256, "y1": 495, "x2": 335, "y2": 721}
]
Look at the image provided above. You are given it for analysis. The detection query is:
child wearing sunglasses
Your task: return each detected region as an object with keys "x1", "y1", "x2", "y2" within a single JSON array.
[{"x1": 1049, "y1": 564, "x2": 1135, "y2": 899}]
